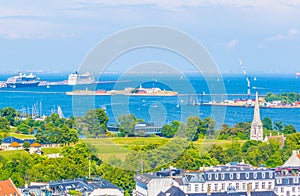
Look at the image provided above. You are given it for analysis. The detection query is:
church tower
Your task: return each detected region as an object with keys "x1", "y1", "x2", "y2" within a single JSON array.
[{"x1": 250, "y1": 91, "x2": 264, "y2": 141}]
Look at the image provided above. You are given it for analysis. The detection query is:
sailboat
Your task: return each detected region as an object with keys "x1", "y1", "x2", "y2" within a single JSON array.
[{"x1": 57, "y1": 106, "x2": 64, "y2": 118}]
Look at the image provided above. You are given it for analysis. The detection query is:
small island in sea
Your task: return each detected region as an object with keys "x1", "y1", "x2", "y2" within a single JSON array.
[{"x1": 66, "y1": 85, "x2": 178, "y2": 96}]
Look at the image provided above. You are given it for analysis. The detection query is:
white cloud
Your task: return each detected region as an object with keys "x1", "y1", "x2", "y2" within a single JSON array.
[
  {"x1": 265, "y1": 28, "x2": 299, "y2": 42},
  {"x1": 226, "y1": 39, "x2": 239, "y2": 49}
]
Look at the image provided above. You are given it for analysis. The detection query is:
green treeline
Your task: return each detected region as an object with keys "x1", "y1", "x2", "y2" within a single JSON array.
[{"x1": 265, "y1": 92, "x2": 300, "y2": 103}]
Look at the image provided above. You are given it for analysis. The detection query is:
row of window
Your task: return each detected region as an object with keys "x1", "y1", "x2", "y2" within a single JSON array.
[
  {"x1": 277, "y1": 177, "x2": 300, "y2": 184},
  {"x1": 274, "y1": 186, "x2": 300, "y2": 193},
  {"x1": 207, "y1": 171, "x2": 273, "y2": 180},
  {"x1": 187, "y1": 181, "x2": 273, "y2": 192}
]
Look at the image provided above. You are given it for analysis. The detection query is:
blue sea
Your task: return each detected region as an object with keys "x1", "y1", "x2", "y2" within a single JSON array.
[{"x1": 0, "y1": 73, "x2": 299, "y2": 130}]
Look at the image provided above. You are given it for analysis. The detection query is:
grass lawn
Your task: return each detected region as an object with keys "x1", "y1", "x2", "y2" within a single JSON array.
[
  {"x1": 42, "y1": 147, "x2": 62, "y2": 154},
  {"x1": 81, "y1": 137, "x2": 242, "y2": 162},
  {"x1": 82, "y1": 137, "x2": 169, "y2": 161},
  {"x1": 9, "y1": 133, "x2": 35, "y2": 139}
]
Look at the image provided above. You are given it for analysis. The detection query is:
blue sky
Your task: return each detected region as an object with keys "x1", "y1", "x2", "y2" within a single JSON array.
[{"x1": 0, "y1": 0, "x2": 300, "y2": 74}]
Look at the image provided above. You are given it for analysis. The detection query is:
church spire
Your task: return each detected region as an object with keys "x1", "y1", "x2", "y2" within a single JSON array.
[
  {"x1": 253, "y1": 91, "x2": 261, "y2": 123},
  {"x1": 250, "y1": 91, "x2": 263, "y2": 141}
]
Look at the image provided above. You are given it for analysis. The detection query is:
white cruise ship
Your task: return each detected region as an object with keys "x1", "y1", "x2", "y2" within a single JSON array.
[{"x1": 67, "y1": 71, "x2": 95, "y2": 85}]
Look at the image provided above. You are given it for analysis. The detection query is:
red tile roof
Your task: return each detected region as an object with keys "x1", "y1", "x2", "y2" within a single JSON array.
[
  {"x1": 0, "y1": 178, "x2": 21, "y2": 196},
  {"x1": 30, "y1": 143, "x2": 42, "y2": 147},
  {"x1": 8, "y1": 142, "x2": 21, "y2": 147}
]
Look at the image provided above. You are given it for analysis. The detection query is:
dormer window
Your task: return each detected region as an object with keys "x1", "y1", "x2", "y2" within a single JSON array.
[
  {"x1": 246, "y1": 173, "x2": 249, "y2": 179},
  {"x1": 214, "y1": 173, "x2": 219, "y2": 180},
  {"x1": 269, "y1": 172, "x2": 273, "y2": 178},
  {"x1": 221, "y1": 173, "x2": 225, "y2": 180},
  {"x1": 208, "y1": 174, "x2": 212, "y2": 180},
  {"x1": 253, "y1": 173, "x2": 257, "y2": 179}
]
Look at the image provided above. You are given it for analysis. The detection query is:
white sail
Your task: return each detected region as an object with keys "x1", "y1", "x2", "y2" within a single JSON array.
[{"x1": 57, "y1": 106, "x2": 64, "y2": 118}]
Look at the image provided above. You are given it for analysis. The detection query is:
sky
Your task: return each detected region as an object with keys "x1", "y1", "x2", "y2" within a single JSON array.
[{"x1": 0, "y1": 0, "x2": 300, "y2": 74}]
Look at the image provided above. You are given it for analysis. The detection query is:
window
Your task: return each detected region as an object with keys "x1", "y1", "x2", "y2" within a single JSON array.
[
  {"x1": 281, "y1": 187, "x2": 284, "y2": 193},
  {"x1": 230, "y1": 173, "x2": 233, "y2": 179},
  {"x1": 262, "y1": 172, "x2": 265, "y2": 179},
  {"x1": 298, "y1": 187, "x2": 300, "y2": 192},
  {"x1": 262, "y1": 182, "x2": 265, "y2": 189},
  {"x1": 201, "y1": 184, "x2": 204, "y2": 191},
  {"x1": 246, "y1": 173, "x2": 249, "y2": 179},
  {"x1": 195, "y1": 184, "x2": 199, "y2": 192},
  {"x1": 255, "y1": 182, "x2": 259, "y2": 190},
  {"x1": 187, "y1": 184, "x2": 191, "y2": 192},
  {"x1": 208, "y1": 174, "x2": 212, "y2": 180},
  {"x1": 268, "y1": 182, "x2": 272, "y2": 190},
  {"x1": 222, "y1": 183, "x2": 225, "y2": 190},
  {"x1": 221, "y1": 173, "x2": 225, "y2": 180},
  {"x1": 214, "y1": 173, "x2": 218, "y2": 180},
  {"x1": 294, "y1": 178, "x2": 298, "y2": 183},
  {"x1": 277, "y1": 179, "x2": 282, "y2": 184},
  {"x1": 269, "y1": 172, "x2": 273, "y2": 178},
  {"x1": 237, "y1": 173, "x2": 240, "y2": 179},
  {"x1": 236, "y1": 183, "x2": 239, "y2": 190},
  {"x1": 214, "y1": 184, "x2": 218, "y2": 191},
  {"x1": 292, "y1": 187, "x2": 296, "y2": 192},
  {"x1": 253, "y1": 172, "x2": 257, "y2": 179},
  {"x1": 242, "y1": 183, "x2": 246, "y2": 190}
]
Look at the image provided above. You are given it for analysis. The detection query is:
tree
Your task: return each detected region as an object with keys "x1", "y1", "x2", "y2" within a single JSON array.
[
  {"x1": 0, "y1": 107, "x2": 19, "y2": 126},
  {"x1": 262, "y1": 117, "x2": 273, "y2": 130},
  {"x1": 84, "y1": 108, "x2": 108, "y2": 138},
  {"x1": 117, "y1": 114, "x2": 136, "y2": 137},
  {"x1": 283, "y1": 124, "x2": 296, "y2": 134},
  {"x1": 185, "y1": 116, "x2": 202, "y2": 141},
  {"x1": 274, "y1": 121, "x2": 283, "y2": 132},
  {"x1": 23, "y1": 142, "x2": 31, "y2": 150},
  {"x1": 17, "y1": 124, "x2": 31, "y2": 134},
  {"x1": 0, "y1": 117, "x2": 10, "y2": 132}
]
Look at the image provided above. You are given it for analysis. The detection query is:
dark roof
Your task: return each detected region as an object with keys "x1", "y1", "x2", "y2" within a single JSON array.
[
  {"x1": 157, "y1": 186, "x2": 186, "y2": 196},
  {"x1": 1, "y1": 136, "x2": 35, "y2": 144},
  {"x1": 49, "y1": 178, "x2": 123, "y2": 194},
  {"x1": 188, "y1": 191, "x2": 277, "y2": 196}
]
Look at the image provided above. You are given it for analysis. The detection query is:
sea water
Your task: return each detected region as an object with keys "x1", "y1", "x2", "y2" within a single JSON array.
[{"x1": 0, "y1": 73, "x2": 299, "y2": 130}]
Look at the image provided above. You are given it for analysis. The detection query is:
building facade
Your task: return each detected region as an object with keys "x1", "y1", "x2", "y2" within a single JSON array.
[{"x1": 134, "y1": 151, "x2": 300, "y2": 196}]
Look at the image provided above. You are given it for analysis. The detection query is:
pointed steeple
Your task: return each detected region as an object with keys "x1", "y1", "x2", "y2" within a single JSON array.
[
  {"x1": 253, "y1": 91, "x2": 261, "y2": 123},
  {"x1": 250, "y1": 91, "x2": 264, "y2": 141}
]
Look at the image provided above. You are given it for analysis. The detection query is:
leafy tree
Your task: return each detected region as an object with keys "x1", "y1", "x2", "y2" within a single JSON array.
[
  {"x1": 117, "y1": 114, "x2": 136, "y2": 137},
  {"x1": 262, "y1": 117, "x2": 273, "y2": 130},
  {"x1": 0, "y1": 117, "x2": 10, "y2": 132},
  {"x1": 23, "y1": 142, "x2": 31, "y2": 149},
  {"x1": 0, "y1": 107, "x2": 19, "y2": 126},
  {"x1": 208, "y1": 144, "x2": 226, "y2": 164},
  {"x1": 84, "y1": 108, "x2": 108, "y2": 138},
  {"x1": 17, "y1": 123, "x2": 31, "y2": 134},
  {"x1": 185, "y1": 116, "x2": 202, "y2": 141},
  {"x1": 283, "y1": 124, "x2": 296, "y2": 134},
  {"x1": 161, "y1": 120, "x2": 181, "y2": 138},
  {"x1": 274, "y1": 121, "x2": 283, "y2": 132}
]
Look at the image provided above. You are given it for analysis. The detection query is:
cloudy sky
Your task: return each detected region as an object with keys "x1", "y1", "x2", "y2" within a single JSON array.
[{"x1": 0, "y1": 0, "x2": 300, "y2": 74}]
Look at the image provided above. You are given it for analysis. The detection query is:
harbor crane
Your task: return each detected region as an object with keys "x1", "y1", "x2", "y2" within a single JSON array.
[{"x1": 239, "y1": 58, "x2": 251, "y2": 100}]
